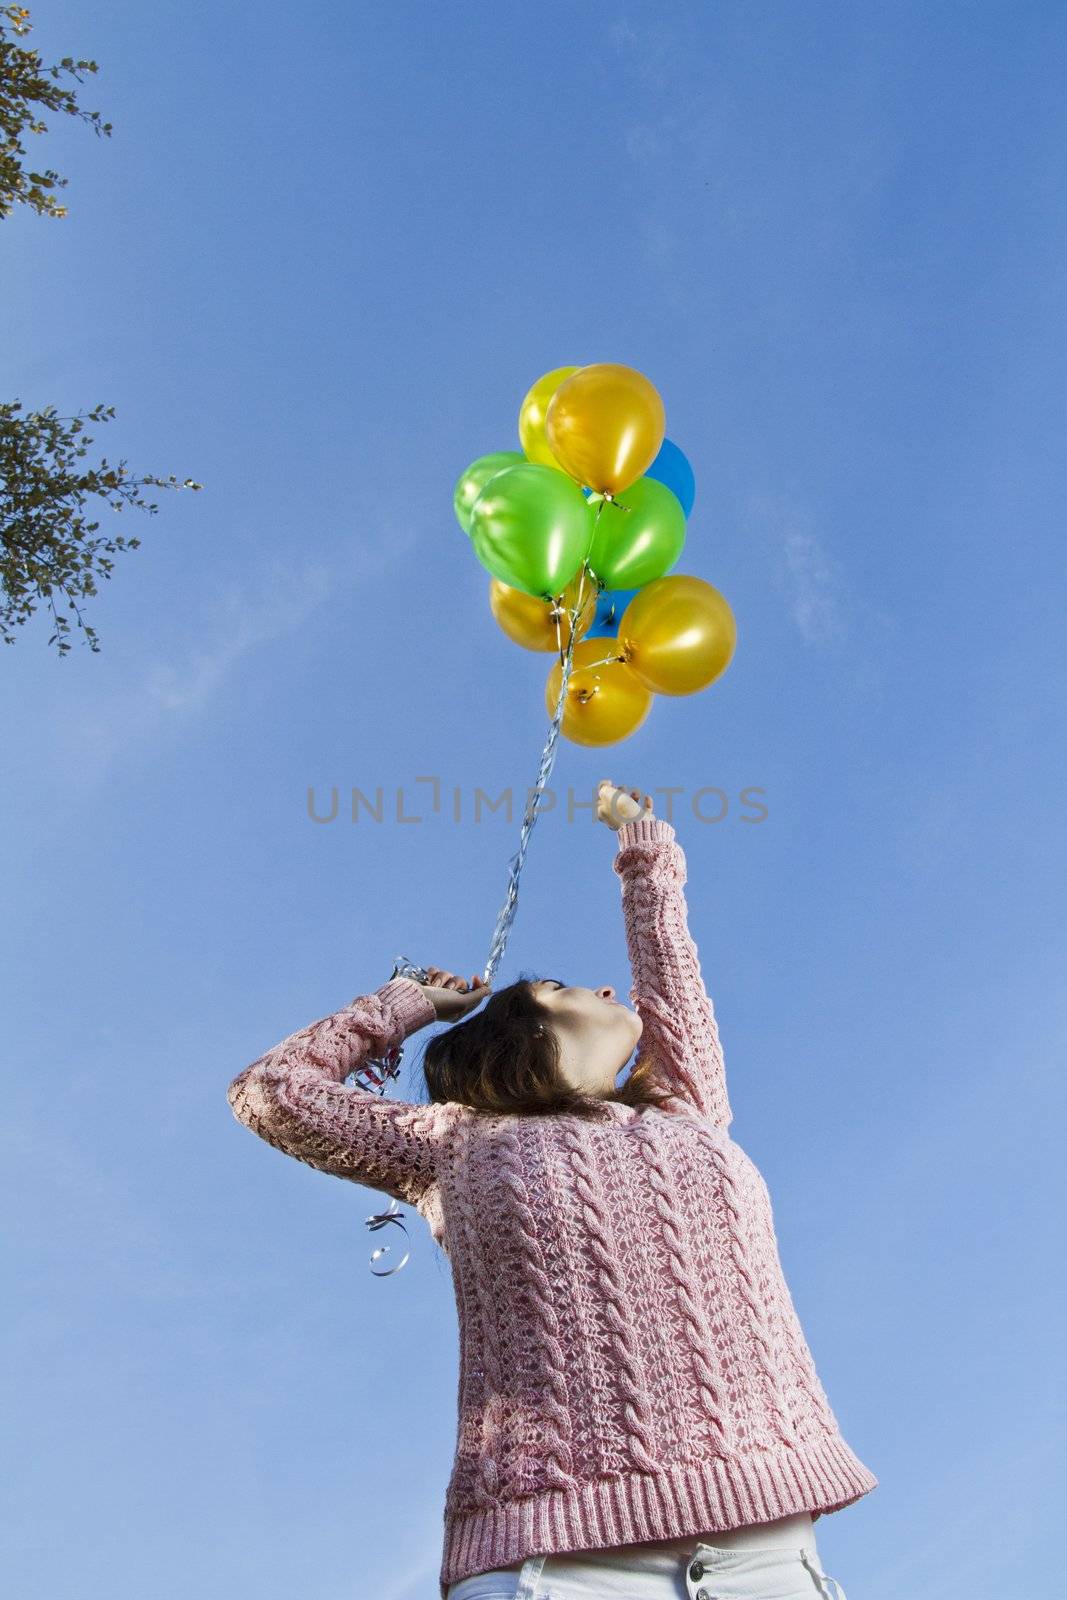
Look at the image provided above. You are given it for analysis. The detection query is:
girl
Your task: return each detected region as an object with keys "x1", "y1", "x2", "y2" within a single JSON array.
[{"x1": 227, "y1": 780, "x2": 877, "y2": 1600}]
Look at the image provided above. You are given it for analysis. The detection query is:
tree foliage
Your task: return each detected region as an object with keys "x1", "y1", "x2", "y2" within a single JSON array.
[
  {"x1": 1, "y1": 3, "x2": 112, "y2": 219},
  {"x1": 1, "y1": 400, "x2": 201, "y2": 654},
  {"x1": 2, "y1": 6, "x2": 202, "y2": 656}
]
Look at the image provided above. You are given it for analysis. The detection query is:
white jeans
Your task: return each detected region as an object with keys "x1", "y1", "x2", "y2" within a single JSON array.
[{"x1": 445, "y1": 1511, "x2": 849, "y2": 1600}]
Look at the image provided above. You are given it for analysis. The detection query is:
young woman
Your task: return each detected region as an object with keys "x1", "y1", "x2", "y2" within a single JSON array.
[{"x1": 227, "y1": 781, "x2": 877, "y2": 1600}]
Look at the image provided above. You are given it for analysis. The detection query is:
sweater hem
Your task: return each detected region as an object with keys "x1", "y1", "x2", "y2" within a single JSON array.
[{"x1": 438, "y1": 1434, "x2": 877, "y2": 1598}]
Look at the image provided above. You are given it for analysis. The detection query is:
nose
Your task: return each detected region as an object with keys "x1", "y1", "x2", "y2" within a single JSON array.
[{"x1": 596, "y1": 985, "x2": 617, "y2": 1003}]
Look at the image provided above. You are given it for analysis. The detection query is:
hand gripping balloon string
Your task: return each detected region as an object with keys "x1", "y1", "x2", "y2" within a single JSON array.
[{"x1": 353, "y1": 953, "x2": 434, "y2": 1096}]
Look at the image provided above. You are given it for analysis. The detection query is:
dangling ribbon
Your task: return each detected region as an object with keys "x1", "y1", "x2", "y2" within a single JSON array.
[
  {"x1": 354, "y1": 954, "x2": 430, "y2": 1278},
  {"x1": 364, "y1": 1197, "x2": 412, "y2": 1277},
  {"x1": 359, "y1": 562, "x2": 596, "y2": 1275}
]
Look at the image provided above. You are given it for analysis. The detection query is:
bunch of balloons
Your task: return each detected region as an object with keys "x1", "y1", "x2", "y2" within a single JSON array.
[{"x1": 453, "y1": 363, "x2": 736, "y2": 745}]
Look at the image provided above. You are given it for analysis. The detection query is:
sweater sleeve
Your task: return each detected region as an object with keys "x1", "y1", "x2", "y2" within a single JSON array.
[
  {"x1": 226, "y1": 975, "x2": 446, "y2": 1206},
  {"x1": 612, "y1": 815, "x2": 733, "y2": 1128}
]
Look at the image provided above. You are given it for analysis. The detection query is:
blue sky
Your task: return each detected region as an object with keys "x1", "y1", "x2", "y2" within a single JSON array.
[{"x1": 2, "y1": 3, "x2": 1064, "y2": 1596}]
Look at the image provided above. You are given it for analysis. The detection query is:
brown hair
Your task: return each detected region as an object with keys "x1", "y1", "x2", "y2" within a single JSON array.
[{"x1": 421, "y1": 970, "x2": 675, "y2": 1119}]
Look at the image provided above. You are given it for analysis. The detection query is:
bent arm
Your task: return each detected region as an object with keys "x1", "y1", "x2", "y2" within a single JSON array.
[
  {"x1": 226, "y1": 975, "x2": 446, "y2": 1205},
  {"x1": 612, "y1": 815, "x2": 733, "y2": 1128}
]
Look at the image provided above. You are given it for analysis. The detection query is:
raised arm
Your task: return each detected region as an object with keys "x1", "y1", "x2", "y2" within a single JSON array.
[
  {"x1": 611, "y1": 812, "x2": 733, "y2": 1128},
  {"x1": 226, "y1": 975, "x2": 448, "y2": 1206}
]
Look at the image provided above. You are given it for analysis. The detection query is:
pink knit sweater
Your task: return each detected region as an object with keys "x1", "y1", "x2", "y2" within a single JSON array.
[{"x1": 227, "y1": 816, "x2": 877, "y2": 1596}]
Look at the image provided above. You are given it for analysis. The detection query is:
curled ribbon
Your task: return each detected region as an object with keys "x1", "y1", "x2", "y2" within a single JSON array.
[
  {"x1": 365, "y1": 1197, "x2": 412, "y2": 1278},
  {"x1": 356, "y1": 956, "x2": 430, "y2": 1276}
]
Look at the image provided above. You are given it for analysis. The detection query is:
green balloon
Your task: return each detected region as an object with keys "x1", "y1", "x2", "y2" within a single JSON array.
[
  {"x1": 469, "y1": 463, "x2": 595, "y2": 599},
  {"x1": 586, "y1": 476, "x2": 686, "y2": 590},
  {"x1": 453, "y1": 451, "x2": 526, "y2": 535}
]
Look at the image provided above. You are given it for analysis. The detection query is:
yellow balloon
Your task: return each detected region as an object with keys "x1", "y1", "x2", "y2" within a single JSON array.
[
  {"x1": 545, "y1": 363, "x2": 666, "y2": 496},
  {"x1": 618, "y1": 575, "x2": 736, "y2": 695},
  {"x1": 545, "y1": 635, "x2": 653, "y2": 746},
  {"x1": 518, "y1": 365, "x2": 580, "y2": 469},
  {"x1": 489, "y1": 571, "x2": 597, "y2": 653}
]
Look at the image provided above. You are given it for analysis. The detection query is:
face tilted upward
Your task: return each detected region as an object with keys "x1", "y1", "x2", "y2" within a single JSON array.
[{"x1": 531, "y1": 977, "x2": 643, "y2": 1096}]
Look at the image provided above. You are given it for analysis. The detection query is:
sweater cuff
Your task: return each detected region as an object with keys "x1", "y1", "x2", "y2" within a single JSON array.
[
  {"x1": 614, "y1": 814, "x2": 676, "y2": 850},
  {"x1": 375, "y1": 974, "x2": 438, "y2": 1036}
]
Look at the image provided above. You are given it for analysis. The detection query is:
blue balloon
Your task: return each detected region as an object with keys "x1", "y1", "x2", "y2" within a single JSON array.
[
  {"x1": 584, "y1": 587, "x2": 641, "y2": 639},
  {"x1": 645, "y1": 438, "x2": 695, "y2": 518}
]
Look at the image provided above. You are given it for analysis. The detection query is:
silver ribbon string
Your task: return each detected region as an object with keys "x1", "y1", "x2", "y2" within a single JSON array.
[
  {"x1": 358, "y1": 558, "x2": 598, "y2": 1274},
  {"x1": 480, "y1": 567, "x2": 588, "y2": 988}
]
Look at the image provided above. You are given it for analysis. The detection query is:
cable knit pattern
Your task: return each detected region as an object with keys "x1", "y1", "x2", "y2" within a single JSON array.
[
  {"x1": 488, "y1": 1123, "x2": 577, "y2": 1497},
  {"x1": 559, "y1": 1121, "x2": 660, "y2": 1475},
  {"x1": 226, "y1": 815, "x2": 877, "y2": 1598},
  {"x1": 630, "y1": 1119, "x2": 734, "y2": 1451},
  {"x1": 611, "y1": 814, "x2": 733, "y2": 1127}
]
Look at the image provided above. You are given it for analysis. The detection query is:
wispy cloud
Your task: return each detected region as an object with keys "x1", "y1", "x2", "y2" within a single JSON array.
[
  {"x1": 745, "y1": 492, "x2": 849, "y2": 648},
  {"x1": 608, "y1": 14, "x2": 680, "y2": 94},
  {"x1": 61, "y1": 559, "x2": 331, "y2": 782},
  {"x1": 780, "y1": 525, "x2": 847, "y2": 647},
  {"x1": 145, "y1": 559, "x2": 334, "y2": 714},
  {"x1": 61, "y1": 530, "x2": 416, "y2": 783},
  {"x1": 604, "y1": 17, "x2": 711, "y2": 298}
]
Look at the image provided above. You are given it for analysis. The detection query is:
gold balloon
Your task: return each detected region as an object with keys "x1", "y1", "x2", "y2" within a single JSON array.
[
  {"x1": 545, "y1": 362, "x2": 666, "y2": 496},
  {"x1": 545, "y1": 635, "x2": 653, "y2": 746},
  {"x1": 489, "y1": 571, "x2": 597, "y2": 653},
  {"x1": 518, "y1": 365, "x2": 580, "y2": 469},
  {"x1": 618, "y1": 575, "x2": 736, "y2": 696}
]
